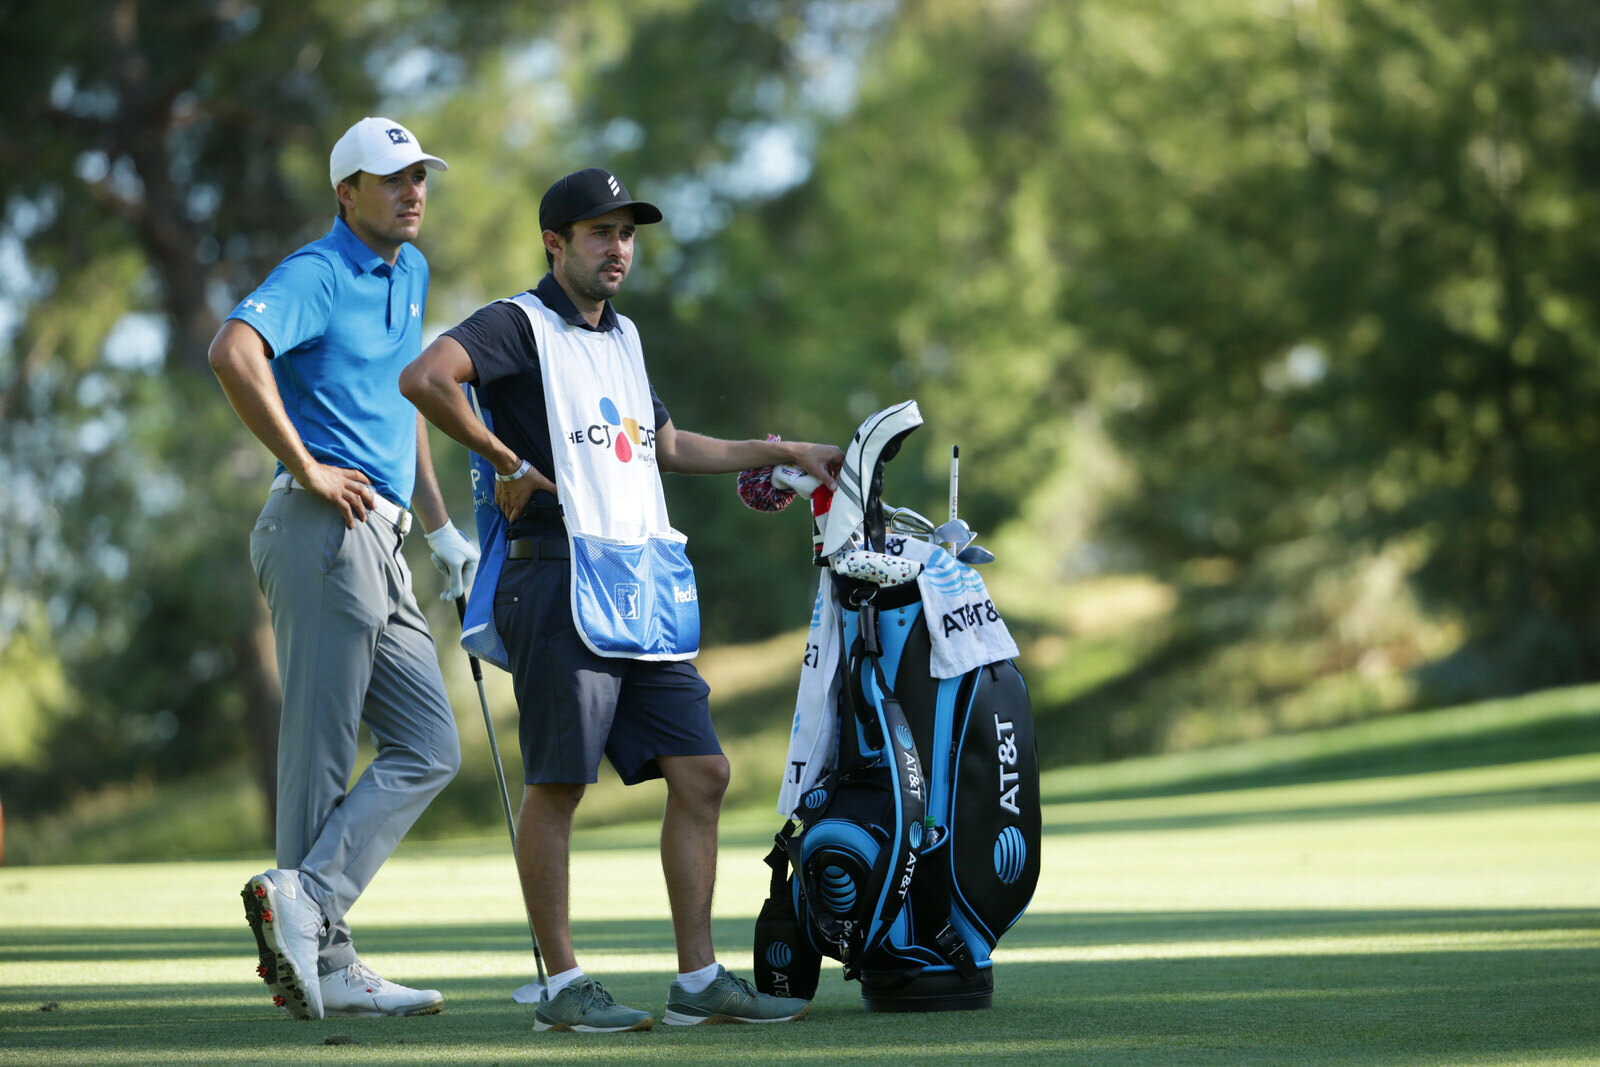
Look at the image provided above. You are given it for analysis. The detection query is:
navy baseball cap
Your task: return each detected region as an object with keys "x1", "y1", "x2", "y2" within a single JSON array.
[{"x1": 539, "y1": 168, "x2": 663, "y2": 233}]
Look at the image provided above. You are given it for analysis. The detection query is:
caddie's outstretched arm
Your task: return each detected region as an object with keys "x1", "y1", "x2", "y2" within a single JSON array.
[{"x1": 655, "y1": 421, "x2": 842, "y2": 487}]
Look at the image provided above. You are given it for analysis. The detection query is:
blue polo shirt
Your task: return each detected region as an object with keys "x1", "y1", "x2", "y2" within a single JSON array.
[{"x1": 227, "y1": 217, "x2": 429, "y2": 507}]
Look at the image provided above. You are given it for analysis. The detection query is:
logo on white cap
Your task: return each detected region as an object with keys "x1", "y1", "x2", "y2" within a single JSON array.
[{"x1": 329, "y1": 117, "x2": 447, "y2": 189}]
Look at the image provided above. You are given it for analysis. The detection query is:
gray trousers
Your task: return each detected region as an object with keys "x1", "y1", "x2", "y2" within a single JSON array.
[{"x1": 250, "y1": 483, "x2": 460, "y2": 976}]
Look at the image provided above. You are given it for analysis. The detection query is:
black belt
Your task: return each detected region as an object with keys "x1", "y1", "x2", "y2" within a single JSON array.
[{"x1": 508, "y1": 538, "x2": 569, "y2": 561}]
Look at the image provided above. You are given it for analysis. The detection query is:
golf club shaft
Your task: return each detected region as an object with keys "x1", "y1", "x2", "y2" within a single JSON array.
[
  {"x1": 949, "y1": 445, "x2": 959, "y2": 524},
  {"x1": 945, "y1": 445, "x2": 960, "y2": 554},
  {"x1": 455, "y1": 596, "x2": 547, "y2": 987}
]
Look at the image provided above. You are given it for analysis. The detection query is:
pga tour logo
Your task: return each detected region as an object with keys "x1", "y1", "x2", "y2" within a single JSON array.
[{"x1": 612, "y1": 582, "x2": 695, "y2": 618}]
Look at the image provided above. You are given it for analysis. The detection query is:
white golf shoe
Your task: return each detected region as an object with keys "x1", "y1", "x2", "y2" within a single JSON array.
[
  {"x1": 321, "y1": 961, "x2": 444, "y2": 1017},
  {"x1": 242, "y1": 869, "x2": 327, "y2": 1019}
]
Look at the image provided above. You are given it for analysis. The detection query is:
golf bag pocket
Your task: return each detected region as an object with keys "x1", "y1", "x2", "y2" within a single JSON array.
[
  {"x1": 790, "y1": 776, "x2": 904, "y2": 966},
  {"x1": 947, "y1": 658, "x2": 1039, "y2": 948},
  {"x1": 568, "y1": 533, "x2": 700, "y2": 660},
  {"x1": 753, "y1": 841, "x2": 823, "y2": 1001}
]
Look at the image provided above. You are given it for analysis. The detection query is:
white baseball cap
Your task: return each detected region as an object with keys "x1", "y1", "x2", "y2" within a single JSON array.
[{"x1": 328, "y1": 117, "x2": 448, "y2": 189}]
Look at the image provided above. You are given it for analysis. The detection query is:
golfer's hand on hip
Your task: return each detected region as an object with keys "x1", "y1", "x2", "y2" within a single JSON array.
[
  {"x1": 300, "y1": 461, "x2": 375, "y2": 528},
  {"x1": 425, "y1": 521, "x2": 481, "y2": 602}
]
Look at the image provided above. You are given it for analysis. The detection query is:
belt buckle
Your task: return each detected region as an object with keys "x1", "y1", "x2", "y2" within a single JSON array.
[{"x1": 396, "y1": 510, "x2": 412, "y2": 536}]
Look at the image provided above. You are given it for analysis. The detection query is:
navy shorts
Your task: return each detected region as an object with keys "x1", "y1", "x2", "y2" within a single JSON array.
[{"x1": 492, "y1": 540, "x2": 719, "y2": 786}]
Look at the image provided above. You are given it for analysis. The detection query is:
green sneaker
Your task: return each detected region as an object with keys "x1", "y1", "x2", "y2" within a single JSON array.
[
  {"x1": 663, "y1": 965, "x2": 810, "y2": 1025},
  {"x1": 533, "y1": 976, "x2": 653, "y2": 1033}
]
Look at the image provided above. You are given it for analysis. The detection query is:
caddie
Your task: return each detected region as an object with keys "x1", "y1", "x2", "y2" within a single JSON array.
[{"x1": 399, "y1": 167, "x2": 842, "y2": 1032}]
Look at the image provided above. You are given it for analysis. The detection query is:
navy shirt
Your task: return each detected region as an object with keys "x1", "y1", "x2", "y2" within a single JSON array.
[
  {"x1": 227, "y1": 217, "x2": 430, "y2": 507},
  {"x1": 445, "y1": 273, "x2": 670, "y2": 540}
]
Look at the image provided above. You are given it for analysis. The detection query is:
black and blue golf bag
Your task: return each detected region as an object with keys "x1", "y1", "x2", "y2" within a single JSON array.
[{"x1": 752, "y1": 402, "x2": 1041, "y2": 1012}]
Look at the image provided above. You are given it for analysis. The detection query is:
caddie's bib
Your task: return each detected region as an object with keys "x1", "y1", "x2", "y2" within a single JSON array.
[{"x1": 504, "y1": 293, "x2": 700, "y2": 660}]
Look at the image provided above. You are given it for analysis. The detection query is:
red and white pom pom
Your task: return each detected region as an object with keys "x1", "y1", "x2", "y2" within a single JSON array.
[{"x1": 737, "y1": 434, "x2": 797, "y2": 513}]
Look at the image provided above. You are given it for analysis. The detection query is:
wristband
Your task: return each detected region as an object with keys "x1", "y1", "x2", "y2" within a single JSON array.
[{"x1": 495, "y1": 459, "x2": 532, "y2": 483}]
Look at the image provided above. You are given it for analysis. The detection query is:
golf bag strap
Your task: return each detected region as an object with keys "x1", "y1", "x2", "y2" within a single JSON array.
[
  {"x1": 805, "y1": 661, "x2": 926, "y2": 965},
  {"x1": 780, "y1": 826, "x2": 809, "y2": 899},
  {"x1": 860, "y1": 601, "x2": 882, "y2": 657},
  {"x1": 934, "y1": 922, "x2": 979, "y2": 980},
  {"x1": 845, "y1": 639, "x2": 883, "y2": 755},
  {"x1": 857, "y1": 661, "x2": 926, "y2": 957},
  {"x1": 767, "y1": 824, "x2": 798, "y2": 899}
]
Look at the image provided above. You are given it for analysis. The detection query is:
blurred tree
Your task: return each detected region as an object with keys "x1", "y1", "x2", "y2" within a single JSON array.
[
  {"x1": 1051, "y1": 0, "x2": 1600, "y2": 697},
  {"x1": 0, "y1": 0, "x2": 898, "y2": 827},
  {"x1": 16, "y1": 0, "x2": 1600, "y2": 828},
  {"x1": 0, "y1": 0, "x2": 547, "y2": 822},
  {"x1": 683, "y1": 0, "x2": 1600, "y2": 726}
]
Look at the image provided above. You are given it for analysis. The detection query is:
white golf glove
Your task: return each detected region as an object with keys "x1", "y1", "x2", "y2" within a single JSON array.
[{"x1": 424, "y1": 520, "x2": 481, "y2": 602}]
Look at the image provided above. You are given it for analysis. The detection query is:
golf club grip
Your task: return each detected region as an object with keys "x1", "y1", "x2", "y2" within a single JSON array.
[{"x1": 453, "y1": 596, "x2": 484, "y2": 682}]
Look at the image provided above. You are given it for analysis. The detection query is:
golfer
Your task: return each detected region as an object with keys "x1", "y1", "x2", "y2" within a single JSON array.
[
  {"x1": 208, "y1": 117, "x2": 480, "y2": 1020},
  {"x1": 400, "y1": 167, "x2": 841, "y2": 1032}
]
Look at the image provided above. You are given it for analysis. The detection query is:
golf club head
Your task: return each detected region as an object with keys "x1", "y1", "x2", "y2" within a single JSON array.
[
  {"x1": 887, "y1": 506, "x2": 936, "y2": 539},
  {"x1": 932, "y1": 518, "x2": 973, "y2": 546},
  {"x1": 934, "y1": 519, "x2": 978, "y2": 557},
  {"x1": 957, "y1": 543, "x2": 995, "y2": 565},
  {"x1": 511, "y1": 980, "x2": 547, "y2": 1004}
]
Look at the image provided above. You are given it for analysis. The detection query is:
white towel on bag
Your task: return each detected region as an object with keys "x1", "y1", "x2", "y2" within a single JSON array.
[
  {"x1": 777, "y1": 572, "x2": 841, "y2": 816},
  {"x1": 899, "y1": 536, "x2": 1020, "y2": 679},
  {"x1": 776, "y1": 536, "x2": 1018, "y2": 816}
]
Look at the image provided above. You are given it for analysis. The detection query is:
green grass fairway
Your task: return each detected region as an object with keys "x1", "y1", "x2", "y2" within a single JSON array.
[{"x1": 5, "y1": 687, "x2": 1600, "y2": 1065}]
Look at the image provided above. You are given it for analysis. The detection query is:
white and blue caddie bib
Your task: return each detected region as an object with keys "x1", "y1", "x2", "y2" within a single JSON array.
[{"x1": 505, "y1": 292, "x2": 700, "y2": 660}]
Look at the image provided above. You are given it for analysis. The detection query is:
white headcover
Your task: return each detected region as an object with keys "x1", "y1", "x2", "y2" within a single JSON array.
[{"x1": 818, "y1": 400, "x2": 924, "y2": 557}]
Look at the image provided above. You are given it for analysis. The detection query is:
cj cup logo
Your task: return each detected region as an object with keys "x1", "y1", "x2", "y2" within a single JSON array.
[
  {"x1": 567, "y1": 396, "x2": 655, "y2": 462},
  {"x1": 613, "y1": 583, "x2": 641, "y2": 620}
]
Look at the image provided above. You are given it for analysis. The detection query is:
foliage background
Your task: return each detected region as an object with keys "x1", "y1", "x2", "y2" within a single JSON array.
[{"x1": 4, "y1": 0, "x2": 1600, "y2": 861}]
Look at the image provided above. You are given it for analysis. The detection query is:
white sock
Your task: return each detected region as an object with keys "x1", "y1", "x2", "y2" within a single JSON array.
[
  {"x1": 676, "y1": 962, "x2": 721, "y2": 994},
  {"x1": 544, "y1": 966, "x2": 585, "y2": 1000}
]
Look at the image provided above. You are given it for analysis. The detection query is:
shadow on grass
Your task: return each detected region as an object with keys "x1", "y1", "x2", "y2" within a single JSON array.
[
  {"x1": 4, "y1": 908, "x2": 1598, "y2": 1065},
  {"x1": 1001, "y1": 906, "x2": 1600, "y2": 950},
  {"x1": 0, "y1": 917, "x2": 682, "y2": 964}
]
